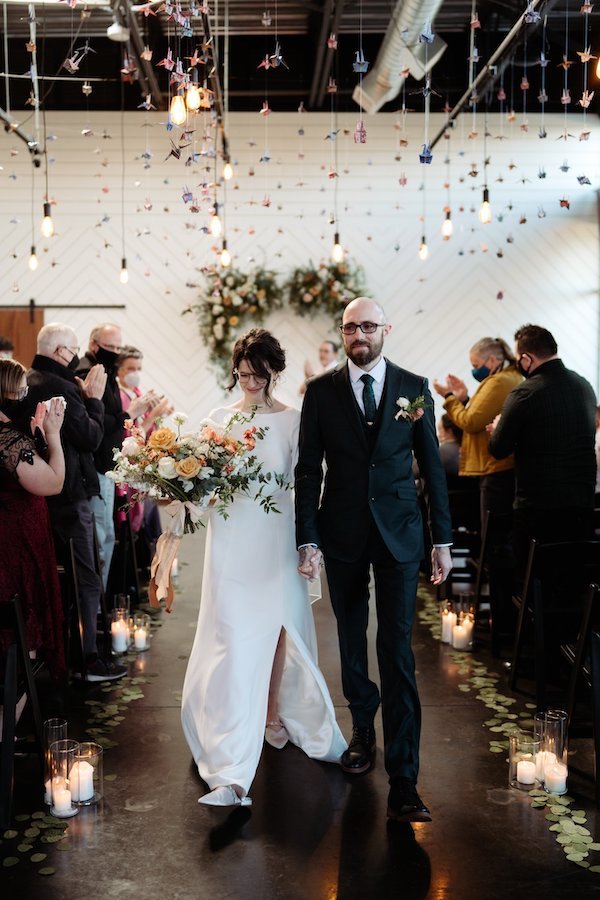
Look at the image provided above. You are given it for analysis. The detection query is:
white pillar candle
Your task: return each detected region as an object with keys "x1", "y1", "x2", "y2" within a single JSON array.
[
  {"x1": 111, "y1": 620, "x2": 128, "y2": 653},
  {"x1": 52, "y1": 785, "x2": 72, "y2": 814},
  {"x1": 516, "y1": 759, "x2": 536, "y2": 784},
  {"x1": 462, "y1": 617, "x2": 474, "y2": 641},
  {"x1": 70, "y1": 760, "x2": 94, "y2": 802},
  {"x1": 134, "y1": 627, "x2": 148, "y2": 651},
  {"x1": 452, "y1": 624, "x2": 470, "y2": 650},
  {"x1": 441, "y1": 610, "x2": 457, "y2": 643},
  {"x1": 44, "y1": 778, "x2": 52, "y2": 804},
  {"x1": 544, "y1": 763, "x2": 568, "y2": 794},
  {"x1": 535, "y1": 750, "x2": 557, "y2": 780}
]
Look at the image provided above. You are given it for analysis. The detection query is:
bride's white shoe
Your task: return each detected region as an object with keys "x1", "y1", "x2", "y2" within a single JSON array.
[
  {"x1": 265, "y1": 719, "x2": 289, "y2": 750},
  {"x1": 198, "y1": 785, "x2": 252, "y2": 807}
]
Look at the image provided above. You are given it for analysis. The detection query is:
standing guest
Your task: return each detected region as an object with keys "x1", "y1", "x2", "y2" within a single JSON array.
[
  {"x1": 437, "y1": 414, "x2": 463, "y2": 483},
  {"x1": 77, "y1": 325, "x2": 153, "y2": 591},
  {"x1": 488, "y1": 324, "x2": 597, "y2": 576},
  {"x1": 299, "y1": 339, "x2": 339, "y2": 395},
  {"x1": 295, "y1": 297, "x2": 452, "y2": 823},
  {"x1": 26, "y1": 323, "x2": 125, "y2": 681},
  {"x1": 0, "y1": 359, "x2": 66, "y2": 680},
  {"x1": 0, "y1": 337, "x2": 14, "y2": 360}
]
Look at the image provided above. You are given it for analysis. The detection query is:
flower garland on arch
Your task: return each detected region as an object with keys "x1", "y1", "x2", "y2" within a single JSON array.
[
  {"x1": 285, "y1": 259, "x2": 367, "y2": 325},
  {"x1": 186, "y1": 266, "x2": 282, "y2": 384}
]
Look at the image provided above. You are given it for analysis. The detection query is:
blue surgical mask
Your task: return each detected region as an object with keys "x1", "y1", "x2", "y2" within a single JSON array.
[{"x1": 471, "y1": 365, "x2": 491, "y2": 383}]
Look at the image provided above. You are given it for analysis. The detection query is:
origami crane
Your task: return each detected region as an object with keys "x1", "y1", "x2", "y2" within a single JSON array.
[
  {"x1": 261, "y1": 10, "x2": 271, "y2": 26},
  {"x1": 257, "y1": 54, "x2": 272, "y2": 70},
  {"x1": 497, "y1": 87, "x2": 506, "y2": 101},
  {"x1": 352, "y1": 49, "x2": 369, "y2": 73},
  {"x1": 138, "y1": 94, "x2": 157, "y2": 111},
  {"x1": 326, "y1": 77, "x2": 337, "y2": 93},
  {"x1": 269, "y1": 42, "x2": 288, "y2": 68},
  {"x1": 524, "y1": 3, "x2": 541, "y2": 23},
  {"x1": 157, "y1": 49, "x2": 175, "y2": 71},
  {"x1": 353, "y1": 121, "x2": 367, "y2": 143},
  {"x1": 141, "y1": 45, "x2": 153, "y2": 61},
  {"x1": 538, "y1": 90, "x2": 548, "y2": 103},
  {"x1": 419, "y1": 144, "x2": 432, "y2": 164},
  {"x1": 327, "y1": 33, "x2": 337, "y2": 49},
  {"x1": 579, "y1": 89, "x2": 595, "y2": 108},
  {"x1": 470, "y1": 13, "x2": 481, "y2": 28},
  {"x1": 538, "y1": 127, "x2": 547, "y2": 139},
  {"x1": 559, "y1": 197, "x2": 570, "y2": 209},
  {"x1": 520, "y1": 76, "x2": 529, "y2": 90},
  {"x1": 577, "y1": 47, "x2": 597, "y2": 63},
  {"x1": 577, "y1": 174, "x2": 592, "y2": 184},
  {"x1": 558, "y1": 55, "x2": 573, "y2": 70},
  {"x1": 537, "y1": 52, "x2": 549, "y2": 67},
  {"x1": 538, "y1": 167, "x2": 546, "y2": 178},
  {"x1": 259, "y1": 100, "x2": 271, "y2": 116},
  {"x1": 419, "y1": 21, "x2": 434, "y2": 44},
  {"x1": 561, "y1": 88, "x2": 571, "y2": 105}
]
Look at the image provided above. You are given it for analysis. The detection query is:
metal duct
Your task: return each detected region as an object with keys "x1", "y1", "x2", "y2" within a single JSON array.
[{"x1": 353, "y1": 0, "x2": 447, "y2": 114}]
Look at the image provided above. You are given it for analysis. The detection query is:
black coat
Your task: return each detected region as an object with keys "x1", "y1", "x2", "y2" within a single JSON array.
[
  {"x1": 77, "y1": 351, "x2": 127, "y2": 474},
  {"x1": 26, "y1": 354, "x2": 104, "y2": 503},
  {"x1": 295, "y1": 360, "x2": 452, "y2": 563},
  {"x1": 489, "y1": 358, "x2": 597, "y2": 510}
]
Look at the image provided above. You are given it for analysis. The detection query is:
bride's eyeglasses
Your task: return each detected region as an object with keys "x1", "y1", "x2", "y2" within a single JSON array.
[
  {"x1": 234, "y1": 369, "x2": 268, "y2": 386},
  {"x1": 339, "y1": 322, "x2": 385, "y2": 335}
]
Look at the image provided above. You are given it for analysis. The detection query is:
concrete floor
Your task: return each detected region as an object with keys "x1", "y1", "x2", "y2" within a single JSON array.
[{"x1": 3, "y1": 533, "x2": 600, "y2": 900}]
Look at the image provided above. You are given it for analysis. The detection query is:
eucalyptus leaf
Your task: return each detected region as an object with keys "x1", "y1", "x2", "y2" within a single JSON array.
[
  {"x1": 566, "y1": 853, "x2": 586, "y2": 862},
  {"x1": 3, "y1": 857, "x2": 19, "y2": 867},
  {"x1": 56, "y1": 842, "x2": 71, "y2": 851},
  {"x1": 30, "y1": 853, "x2": 47, "y2": 863},
  {"x1": 588, "y1": 866, "x2": 600, "y2": 872},
  {"x1": 14, "y1": 814, "x2": 30, "y2": 822},
  {"x1": 104, "y1": 774, "x2": 118, "y2": 782},
  {"x1": 24, "y1": 827, "x2": 40, "y2": 838},
  {"x1": 574, "y1": 860, "x2": 590, "y2": 868},
  {"x1": 489, "y1": 746, "x2": 505, "y2": 753},
  {"x1": 3, "y1": 830, "x2": 18, "y2": 839},
  {"x1": 38, "y1": 867, "x2": 56, "y2": 876},
  {"x1": 588, "y1": 843, "x2": 600, "y2": 851},
  {"x1": 545, "y1": 815, "x2": 559, "y2": 822}
]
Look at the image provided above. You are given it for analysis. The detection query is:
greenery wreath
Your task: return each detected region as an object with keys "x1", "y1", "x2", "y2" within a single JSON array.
[
  {"x1": 285, "y1": 259, "x2": 367, "y2": 324},
  {"x1": 186, "y1": 266, "x2": 281, "y2": 384}
]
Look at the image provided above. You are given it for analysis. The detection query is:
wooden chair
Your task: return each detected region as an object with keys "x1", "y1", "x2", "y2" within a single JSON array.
[
  {"x1": 510, "y1": 540, "x2": 600, "y2": 708},
  {"x1": 439, "y1": 487, "x2": 481, "y2": 603},
  {"x1": 0, "y1": 595, "x2": 44, "y2": 828}
]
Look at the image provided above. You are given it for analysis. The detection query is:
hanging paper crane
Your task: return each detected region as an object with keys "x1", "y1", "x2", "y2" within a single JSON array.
[
  {"x1": 524, "y1": 3, "x2": 541, "y2": 24},
  {"x1": 419, "y1": 21, "x2": 434, "y2": 44},
  {"x1": 269, "y1": 42, "x2": 289, "y2": 69},
  {"x1": 352, "y1": 50, "x2": 369, "y2": 73}
]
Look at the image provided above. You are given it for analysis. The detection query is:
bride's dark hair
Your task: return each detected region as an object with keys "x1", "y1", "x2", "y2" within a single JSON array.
[{"x1": 228, "y1": 329, "x2": 286, "y2": 406}]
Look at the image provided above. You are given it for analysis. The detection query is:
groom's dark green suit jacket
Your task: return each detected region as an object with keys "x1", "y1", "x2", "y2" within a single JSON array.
[{"x1": 295, "y1": 359, "x2": 452, "y2": 563}]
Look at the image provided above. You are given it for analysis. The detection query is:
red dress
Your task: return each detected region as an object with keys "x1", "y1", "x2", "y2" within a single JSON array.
[{"x1": 0, "y1": 422, "x2": 65, "y2": 679}]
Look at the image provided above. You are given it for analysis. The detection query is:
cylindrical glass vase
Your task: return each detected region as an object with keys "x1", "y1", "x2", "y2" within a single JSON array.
[
  {"x1": 49, "y1": 738, "x2": 80, "y2": 818},
  {"x1": 440, "y1": 602, "x2": 457, "y2": 644},
  {"x1": 111, "y1": 607, "x2": 129, "y2": 654},
  {"x1": 43, "y1": 717, "x2": 67, "y2": 804},
  {"x1": 72, "y1": 742, "x2": 103, "y2": 805},
  {"x1": 133, "y1": 613, "x2": 150, "y2": 651},
  {"x1": 509, "y1": 734, "x2": 541, "y2": 790}
]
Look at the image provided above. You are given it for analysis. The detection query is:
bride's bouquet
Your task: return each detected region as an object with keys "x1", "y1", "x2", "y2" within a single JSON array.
[{"x1": 109, "y1": 410, "x2": 284, "y2": 611}]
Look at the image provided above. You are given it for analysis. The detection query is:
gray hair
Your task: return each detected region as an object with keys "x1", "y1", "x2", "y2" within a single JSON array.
[
  {"x1": 470, "y1": 336, "x2": 515, "y2": 366},
  {"x1": 116, "y1": 345, "x2": 143, "y2": 367},
  {"x1": 37, "y1": 322, "x2": 78, "y2": 357}
]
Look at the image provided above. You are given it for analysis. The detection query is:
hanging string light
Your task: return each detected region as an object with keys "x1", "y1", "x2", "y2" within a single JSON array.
[
  {"x1": 441, "y1": 125, "x2": 453, "y2": 240},
  {"x1": 119, "y1": 80, "x2": 128, "y2": 284},
  {"x1": 478, "y1": 109, "x2": 492, "y2": 224},
  {"x1": 29, "y1": 161, "x2": 38, "y2": 270}
]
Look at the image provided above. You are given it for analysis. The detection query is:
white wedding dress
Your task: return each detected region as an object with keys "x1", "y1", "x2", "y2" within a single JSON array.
[{"x1": 181, "y1": 406, "x2": 347, "y2": 805}]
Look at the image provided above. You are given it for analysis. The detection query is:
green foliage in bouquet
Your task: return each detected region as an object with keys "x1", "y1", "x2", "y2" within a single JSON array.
[{"x1": 285, "y1": 260, "x2": 367, "y2": 324}]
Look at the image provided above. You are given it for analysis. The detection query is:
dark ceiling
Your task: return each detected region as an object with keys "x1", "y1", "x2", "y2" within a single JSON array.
[{"x1": 0, "y1": 0, "x2": 597, "y2": 116}]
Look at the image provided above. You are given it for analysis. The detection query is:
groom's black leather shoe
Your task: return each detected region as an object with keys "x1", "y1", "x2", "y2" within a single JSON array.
[
  {"x1": 341, "y1": 725, "x2": 376, "y2": 774},
  {"x1": 387, "y1": 778, "x2": 432, "y2": 823}
]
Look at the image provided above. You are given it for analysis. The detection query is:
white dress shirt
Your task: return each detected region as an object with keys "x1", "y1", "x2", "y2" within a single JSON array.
[{"x1": 348, "y1": 356, "x2": 387, "y2": 415}]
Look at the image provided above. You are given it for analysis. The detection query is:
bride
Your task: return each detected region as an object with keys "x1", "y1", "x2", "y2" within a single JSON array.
[{"x1": 181, "y1": 329, "x2": 347, "y2": 806}]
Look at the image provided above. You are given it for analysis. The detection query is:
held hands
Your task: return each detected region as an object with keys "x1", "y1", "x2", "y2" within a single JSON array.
[
  {"x1": 76, "y1": 364, "x2": 107, "y2": 400},
  {"x1": 297, "y1": 546, "x2": 323, "y2": 581},
  {"x1": 430, "y1": 546, "x2": 453, "y2": 586}
]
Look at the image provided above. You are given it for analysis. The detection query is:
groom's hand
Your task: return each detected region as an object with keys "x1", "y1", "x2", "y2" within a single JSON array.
[
  {"x1": 430, "y1": 546, "x2": 452, "y2": 585},
  {"x1": 297, "y1": 546, "x2": 322, "y2": 581}
]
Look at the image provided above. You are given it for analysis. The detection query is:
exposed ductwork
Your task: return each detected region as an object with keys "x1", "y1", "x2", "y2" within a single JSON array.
[{"x1": 352, "y1": 0, "x2": 447, "y2": 114}]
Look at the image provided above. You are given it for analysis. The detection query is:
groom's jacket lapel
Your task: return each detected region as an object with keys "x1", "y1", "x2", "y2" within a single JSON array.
[{"x1": 333, "y1": 363, "x2": 368, "y2": 449}]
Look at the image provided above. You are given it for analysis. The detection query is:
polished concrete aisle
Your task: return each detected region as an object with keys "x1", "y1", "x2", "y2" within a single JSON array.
[{"x1": 3, "y1": 533, "x2": 600, "y2": 900}]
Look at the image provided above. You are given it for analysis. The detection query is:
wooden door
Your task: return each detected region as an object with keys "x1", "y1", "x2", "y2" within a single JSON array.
[{"x1": 0, "y1": 308, "x2": 44, "y2": 368}]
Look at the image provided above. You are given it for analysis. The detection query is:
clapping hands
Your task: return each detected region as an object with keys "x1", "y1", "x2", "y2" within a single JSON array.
[
  {"x1": 432, "y1": 373, "x2": 468, "y2": 403},
  {"x1": 76, "y1": 364, "x2": 107, "y2": 400}
]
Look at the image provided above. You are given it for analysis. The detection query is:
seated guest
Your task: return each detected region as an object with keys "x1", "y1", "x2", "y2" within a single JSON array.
[{"x1": 0, "y1": 359, "x2": 66, "y2": 680}]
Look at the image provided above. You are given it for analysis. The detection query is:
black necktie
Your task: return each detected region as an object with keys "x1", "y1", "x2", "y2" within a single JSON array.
[{"x1": 360, "y1": 373, "x2": 377, "y2": 424}]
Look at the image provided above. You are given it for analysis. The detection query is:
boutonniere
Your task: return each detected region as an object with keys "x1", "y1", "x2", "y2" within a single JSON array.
[{"x1": 395, "y1": 395, "x2": 430, "y2": 422}]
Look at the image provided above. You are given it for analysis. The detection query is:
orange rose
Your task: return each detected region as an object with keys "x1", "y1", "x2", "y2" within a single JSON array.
[
  {"x1": 148, "y1": 428, "x2": 177, "y2": 451},
  {"x1": 229, "y1": 315, "x2": 239, "y2": 326},
  {"x1": 175, "y1": 456, "x2": 202, "y2": 478}
]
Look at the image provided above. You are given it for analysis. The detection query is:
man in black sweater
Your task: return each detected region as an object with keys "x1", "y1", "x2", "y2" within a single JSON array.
[
  {"x1": 489, "y1": 324, "x2": 597, "y2": 575},
  {"x1": 77, "y1": 324, "x2": 151, "y2": 592}
]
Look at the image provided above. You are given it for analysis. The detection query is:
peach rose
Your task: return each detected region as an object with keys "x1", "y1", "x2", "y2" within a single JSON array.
[
  {"x1": 148, "y1": 428, "x2": 177, "y2": 451},
  {"x1": 175, "y1": 456, "x2": 202, "y2": 478}
]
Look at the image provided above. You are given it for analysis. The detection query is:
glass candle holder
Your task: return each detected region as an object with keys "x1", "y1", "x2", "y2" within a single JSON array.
[
  {"x1": 111, "y1": 607, "x2": 129, "y2": 654},
  {"x1": 534, "y1": 709, "x2": 568, "y2": 793},
  {"x1": 509, "y1": 734, "x2": 541, "y2": 790},
  {"x1": 49, "y1": 739, "x2": 80, "y2": 818},
  {"x1": 440, "y1": 602, "x2": 457, "y2": 644},
  {"x1": 114, "y1": 593, "x2": 131, "y2": 614},
  {"x1": 133, "y1": 613, "x2": 150, "y2": 651},
  {"x1": 43, "y1": 717, "x2": 67, "y2": 804},
  {"x1": 72, "y1": 742, "x2": 103, "y2": 805}
]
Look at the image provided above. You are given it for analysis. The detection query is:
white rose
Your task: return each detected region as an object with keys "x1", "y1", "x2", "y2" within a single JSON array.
[
  {"x1": 157, "y1": 457, "x2": 177, "y2": 479},
  {"x1": 232, "y1": 295, "x2": 243, "y2": 306},
  {"x1": 212, "y1": 304, "x2": 223, "y2": 314},
  {"x1": 396, "y1": 397, "x2": 409, "y2": 409},
  {"x1": 121, "y1": 436, "x2": 142, "y2": 458},
  {"x1": 172, "y1": 412, "x2": 188, "y2": 426},
  {"x1": 225, "y1": 276, "x2": 235, "y2": 287},
  {"x1": 213, "y1": 323, "x2": 224, "y2": 340}
]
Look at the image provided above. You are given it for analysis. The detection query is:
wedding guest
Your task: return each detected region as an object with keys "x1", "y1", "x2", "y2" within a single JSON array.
[
  {"x1": 296, "y1": 297, "x2": 452, "y2": 823},
  {"x1": 77, "y1": 325, "x2": 154, "y2": 592},
  {"x1": 595, "y1": 405, "x2": 600, "y2": 495},
  {"x1": 489, "y1": 324, "x2": 597, "y2": 577},
  {"x1": 437, "y1": 414, "x2": 462, "y2": 482},
  {"x1": 0, "y1": 337, "x2": 14, "y2": 360},
  {"x1": 26, "y1": 323, "x2": 126, "y2": 681},
  {"x1": 182, "y1": 329, "x2": 346, "y2": 807},
  {"x1": 0, "y1": 359, "x2": 66, "y2": 679},
  {"x1": 299, "y1": 339, "x2": 339, "y2": 395}
]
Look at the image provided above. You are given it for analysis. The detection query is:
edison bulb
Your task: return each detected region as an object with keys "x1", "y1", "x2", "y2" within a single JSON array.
[
  {"x1": 441, "y1": 214, "x2": 453, "y2": 240},
  {"x1": 220, "y1": 245, "x2": 231, "y2": 268},
  {"x1": 185, "y1": 84, "x2": 201, "y2": 111},
  {"x1": 223, "y1": 162, "x2": 233, "y2": 181},
  {"x1": 478, "y1": 200, "x2": 492, "y2": 224},
  {"x1": 418, "y1": 239, "x2": 429, "y2": 261},
  {"x1": 170, "y1": 93, "x2": 187, "y2": 126},
  {"x1": 28, "y1": 248, "x2": 39, "y2": 271},
  {"x1": 210, "y1": 214, "x2": 222, "y2": 237},
  {"x1": 41, "y1": 207, "x2": 54, "y2": 238},
  {"x1": 119, "y1": 258, "x2": 129, "y2": 284}
]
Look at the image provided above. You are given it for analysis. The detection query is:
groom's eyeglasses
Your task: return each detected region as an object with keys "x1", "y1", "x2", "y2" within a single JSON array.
[{"x1": 339, "y1": 321, "x2": 385, "y2": 336}]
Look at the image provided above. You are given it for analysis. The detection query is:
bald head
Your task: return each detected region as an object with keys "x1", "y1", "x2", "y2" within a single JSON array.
[
  {"x1": 341, "y1": 297, "x2": 391, "y2": 371},
  {"x1": 343, "y1": 297, "x2": 386, "y2": 326}
]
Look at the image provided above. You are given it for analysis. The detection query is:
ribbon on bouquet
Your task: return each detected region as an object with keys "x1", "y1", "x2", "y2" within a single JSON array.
[{"x1": 148, "y1": 499, "x2": 205, "y2": 612}]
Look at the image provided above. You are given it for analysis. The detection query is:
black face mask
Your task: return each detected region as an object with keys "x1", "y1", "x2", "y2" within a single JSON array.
[
  {"x1": 0, "y1": 398, "x2": 27, "y2": 420},
  {"x1": 516, "y1": 356, "x2": 531, "y2": 378},
  {"x1": 94, "y1": 347, "x2": 118, "y2": 370},
  {"x1": 67, "y1": 354, "x2": 80, "y2": 371}
]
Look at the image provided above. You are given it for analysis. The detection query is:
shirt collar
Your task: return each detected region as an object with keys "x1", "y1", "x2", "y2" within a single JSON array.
[{"x1": 348, "y1": 356, "x2": 387, "y2": 385}]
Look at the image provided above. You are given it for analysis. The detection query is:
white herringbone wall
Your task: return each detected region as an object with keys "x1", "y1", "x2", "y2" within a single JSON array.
[{"x1": 1, "y1": 111, "x2": 598, "y2": 426}]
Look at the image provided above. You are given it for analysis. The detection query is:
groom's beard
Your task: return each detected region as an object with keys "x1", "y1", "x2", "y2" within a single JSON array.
[{"x1": 347, "y1": 334, "x2": 384, "y2": 367}]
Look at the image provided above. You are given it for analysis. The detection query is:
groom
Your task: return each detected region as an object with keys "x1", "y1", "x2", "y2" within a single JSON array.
[{"x1": 295, "y1": 297, "x2": 452, "y2": 822}]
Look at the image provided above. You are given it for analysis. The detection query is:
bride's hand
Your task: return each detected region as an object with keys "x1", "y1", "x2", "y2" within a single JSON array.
[{"x1": 297, "y1": 546, "x2": 322, "y2": 580}]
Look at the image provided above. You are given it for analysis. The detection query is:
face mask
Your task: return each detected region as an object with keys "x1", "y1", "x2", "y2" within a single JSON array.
[
  {"x1": 95, "y1": 347, "x2": 119, "y2": 370},
  {"x1": 122, "y1": 371, "x2": 141, "y2": 388},
  {"x1": 516, "y1": 356, "x2": 531, "y2": 378},
  {"x1": 471, "y1": 365, "x2": 491, "y2": 383},
  {"x1": 0, "y1": 398, "x2": 26, "y2": 420},
  {"x1": 67, "y1": 354, "x2": 80, "y2": 371}
]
